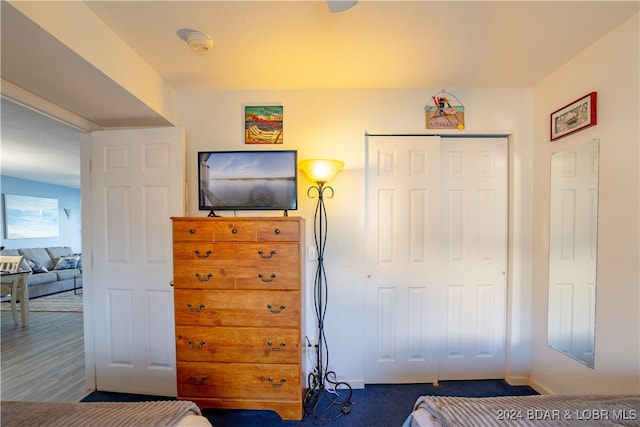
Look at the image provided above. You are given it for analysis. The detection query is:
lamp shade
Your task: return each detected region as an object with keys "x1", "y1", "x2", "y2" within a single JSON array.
[{"x1": 299, "y1": 159, "x2": 344, "y2": 184}]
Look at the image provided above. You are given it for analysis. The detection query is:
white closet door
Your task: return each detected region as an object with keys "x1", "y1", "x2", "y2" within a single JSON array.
[
  {"x1": 365, "y1": 135, "x2": 508, "y2": 383},
  {"x1": 364, "y1": 135, "x2": 441, "y2": 383},
  {"x1": 89, "y1": 127, "x2": 185, "y2": 396},
  {"x1": 436, "y1": 137, "x2": 508, "y2": 379}
]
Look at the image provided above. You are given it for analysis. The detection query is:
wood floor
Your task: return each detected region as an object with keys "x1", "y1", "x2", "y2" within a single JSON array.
[{"x1": 1, "y1": 310, "x2": 91, "y2": 402}]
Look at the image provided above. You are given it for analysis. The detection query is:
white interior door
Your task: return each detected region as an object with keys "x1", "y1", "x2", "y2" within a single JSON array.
[
  {"x1": 89, "y1": 127, "x2": 185, "y2": 396},
  {"x1": 365, "y1": 135, "x2": 508, "y2": 383}
]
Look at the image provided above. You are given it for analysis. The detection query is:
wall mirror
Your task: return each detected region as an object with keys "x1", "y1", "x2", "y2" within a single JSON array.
[{"x1": 547, "y1": 139, "x2": 599, "y2": 367}]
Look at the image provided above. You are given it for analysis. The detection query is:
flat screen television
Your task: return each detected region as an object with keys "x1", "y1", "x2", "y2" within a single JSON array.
[{"x1": 198, "y1": 150, "x2": 298, "y2": 215}]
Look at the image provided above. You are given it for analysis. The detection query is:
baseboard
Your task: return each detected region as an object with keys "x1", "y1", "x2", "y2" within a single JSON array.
[
  {"x1": 528, "y1": 377, "x2": 555, "y2": 395},
  {"x1": 504, "y1": 375, "x2": 530, "y2": 387},
  {"x1": 332, "y1": 377, "x2": 365, "y2": 390},
  {"x1": 333, "y1": 377, "x2": 539, "y2": 391},
  {"x1": 306, "y1": 374, "x2": 365, "y2": 390}
]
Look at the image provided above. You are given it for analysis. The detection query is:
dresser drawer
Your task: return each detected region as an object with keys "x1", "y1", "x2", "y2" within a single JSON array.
[
  {"x1": 257, "y1": 221, "x2": 299, "y2": 241},
  {"x1": 235, "y1": 243, "x2": 299, "y2": 265},
  {"x1": 174, "y1": 290, "x2": 300, "y2": 327},
  {"x1": 173, "y1": 266, "x2": 235, "y2": 289},
  {"x1": 176, "y1": 326, "x2": 300, "y2": 363},
  {"x1": 173, "y1": 220, "x2": 214, "y2": 242},
  {"x1": 236, "y1": 266, "x2": 299, "y2": 290},
  {"x1": 173, "y1": 242, "x2": 234, "y2": 264},
  {"x1": 177, "y1": 362, "x2": 301, "y2": 400},
  {"x1": 213, "y1": 221, "x2": 256, "y2": 241}
]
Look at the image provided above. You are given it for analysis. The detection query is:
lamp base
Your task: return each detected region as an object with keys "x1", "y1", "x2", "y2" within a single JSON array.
[{"x1": 304, "y1": 370, "x2": 352, "y2": 423}]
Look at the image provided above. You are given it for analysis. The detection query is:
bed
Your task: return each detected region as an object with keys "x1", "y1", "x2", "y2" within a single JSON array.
[
  {"x1": 1, "y1": 400, "x2": 213, "y2": 427},
  {"x1": 402, "y1": 394, "x2": 640, "y2": 426}
]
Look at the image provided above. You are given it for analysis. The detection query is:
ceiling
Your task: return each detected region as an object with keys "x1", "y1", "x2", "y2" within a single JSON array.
[
  {"x1": 1, "y1": 1, "x2": 638, "y2": 188},
  {"x1": 1, "y1": 98, "x2": 82, "y2": 189}
]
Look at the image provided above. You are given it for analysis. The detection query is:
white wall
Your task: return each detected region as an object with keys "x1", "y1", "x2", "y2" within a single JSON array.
[
  {"x1": 176, "y1": 87, "x2": 534, "y2": 386},
  {"x1": 530, "y1": 13, "x2": 639, "y2": 394}
]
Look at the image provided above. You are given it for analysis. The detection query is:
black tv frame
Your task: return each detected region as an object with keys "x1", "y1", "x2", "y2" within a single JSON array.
[{"x1": 197, "y1": 150, "x2": 298, "y2": 216}]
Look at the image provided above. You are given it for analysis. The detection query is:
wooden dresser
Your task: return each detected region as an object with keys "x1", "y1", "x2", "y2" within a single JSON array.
[{"x1": 171, "y1": 217, "x2": 305, "y2": 420}]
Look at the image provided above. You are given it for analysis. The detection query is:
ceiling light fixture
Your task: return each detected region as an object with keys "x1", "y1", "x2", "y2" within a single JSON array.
[
  {"x1": 185, "y1": 31, "x2": 213, "y2": 53},
  {"x1": 327, "y1": 0, "x2": 358, "y2": 13}
]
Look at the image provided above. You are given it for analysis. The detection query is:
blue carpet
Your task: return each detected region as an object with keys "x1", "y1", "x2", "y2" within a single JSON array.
[{"x1": 82, "y1": 379, "x2": 538, "y2": 426}]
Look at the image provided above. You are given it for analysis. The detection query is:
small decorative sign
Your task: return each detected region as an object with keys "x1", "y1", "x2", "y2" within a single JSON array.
[
  {"x1": 425, "y1": 90, "x2": 465, "y2": 130},
  {"x1": 550, "y1": 92, "x2": 597, "y2": 141},
  {"x1": 244, "y1": 105, "x2": 283, "y2": 144}
]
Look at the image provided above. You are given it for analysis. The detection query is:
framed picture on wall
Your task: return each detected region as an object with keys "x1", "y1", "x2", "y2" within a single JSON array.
[
  {"x1": 3, "y1": 194, "x2": 59, "y2": 238},
  {"x1": 244, "y1": 105, "x2": 283, "y2": 144},
  {"x1": 550, "y1": 92, "x2": 597, "y2": 141}
]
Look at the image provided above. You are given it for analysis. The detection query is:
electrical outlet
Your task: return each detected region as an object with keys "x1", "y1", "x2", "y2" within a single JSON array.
[
  {"x1": 306, "y1": 338, "x2": 318, "y2": 358},
  {"x1": 307, "y1": 245, "x2": 317, "y2": 261}
]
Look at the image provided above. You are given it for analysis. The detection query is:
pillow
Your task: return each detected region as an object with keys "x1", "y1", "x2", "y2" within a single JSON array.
[
  {"x1": 71, "y1": 253, "x2": 82, "y2": 269},
  {"x1": 28, "y1": 259, "x2": 48, "y2": 273},
  {"x1": 53, "y1": 255, "x2": 81, "y2": 270}
]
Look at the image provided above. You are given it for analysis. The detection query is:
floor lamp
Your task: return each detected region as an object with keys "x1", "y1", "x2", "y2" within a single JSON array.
[{"x1": 299, "y1": 159, "x2": 353, "y2": 424}]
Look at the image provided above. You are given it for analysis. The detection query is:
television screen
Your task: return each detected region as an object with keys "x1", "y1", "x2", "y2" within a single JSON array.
[{"x1": 198, "y1": 150, "x2": 298, "y2": 212}]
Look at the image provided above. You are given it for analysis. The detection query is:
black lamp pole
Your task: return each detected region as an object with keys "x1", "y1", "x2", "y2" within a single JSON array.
[
  {"x1": 304, "y1": 181, "x2": 352, "y2": 424},
  {"x1": 310, "y1": 182, "x2": 330, "y2": 385}
]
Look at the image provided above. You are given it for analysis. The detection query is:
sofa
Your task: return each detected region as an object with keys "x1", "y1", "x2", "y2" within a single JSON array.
[{"x1": 0, "y1": 247, "x2": 82, "y2": 299}]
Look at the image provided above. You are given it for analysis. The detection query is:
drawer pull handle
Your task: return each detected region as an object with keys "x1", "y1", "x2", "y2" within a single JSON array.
[
  {"x1": 267, "y1": 341, "x2": 286, "y2": 351},
  {"x1": 231, "y1": 228, "x2": 238, "y2": 234},
  {"x1": 189, "y1": 229, "x2": 196, "y2": 234},
  {"x1": 188, "y1": 340, "x2": 206, "y2": 350},
  {"x1": 259, "y1": 273, "x2": 277, "y2": 282},
  {"x1": 194, "y1": 250, "x2": 212, "y2": 258},
  {"x1": 267, "y1": 304, "x2": 285, "y2": 314},
  {"x1": 188, "y1": 375, "x2": 208, "y2": 385},
  {"x1": 268, "y1": 377, "x2": 286, "y2": 387},
  {"x1": 187, "y1": 303, "x2": 205, "y2": 312},
  {"x1": 274, "y1": 228, "x2": 281, "y2": 235},
  {"x1": 195, "y1": 273, "x2": 213, "y2": 281},
  {"x1": 258, "y1": 250, "x2": 277, "y2": 259}
]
